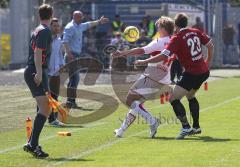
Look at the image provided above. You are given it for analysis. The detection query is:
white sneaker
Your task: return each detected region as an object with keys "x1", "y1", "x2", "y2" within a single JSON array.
[
  {"x1": 150, "y1": 118, "x2": 159, "y2": 138},
  {"x1": 176, "y1": 128, "x2": 193, "y2": 140},
  {"x1": 114, "y1": 128, "x2": 124, "y2": 138},
  {"x1": 49, "y1": 119, "x2": 65, "y2": 127}
]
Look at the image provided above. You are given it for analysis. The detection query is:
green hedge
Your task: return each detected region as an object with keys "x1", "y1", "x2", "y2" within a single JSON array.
[{"x1": 1, "y1": 33, "x2": 11, "y2": 65}]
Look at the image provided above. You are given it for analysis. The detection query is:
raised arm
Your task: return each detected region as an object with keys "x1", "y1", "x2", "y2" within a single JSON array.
[
  {"x1": 112, "y1": 39, "x2": 160, "y2": 58},
  {"x1": 112, "y1": 48, "x2": 145, "y2": 58},
  {"x1": 135, "y1": 53, "x2": 168, "y2": 65},
  {"x1": 89, "y1": 16, "x2": 109, "y2": 28}
]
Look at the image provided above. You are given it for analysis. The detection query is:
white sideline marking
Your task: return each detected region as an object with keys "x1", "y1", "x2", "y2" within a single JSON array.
[
  {"x1": 0, "y1": 122, "x2": 106, "y2": 154},
  {"x1": 48, "y1": 130, "x2": 148, "y2": 167},
  {"x1": 200, "y1": 96, "x2": 240, "y2": 112},
  {"x1": 12, "y1": 68, "x2": 25, "y2": 73},
  {"x1": 49, "y1": 96, "x2": 240, "y2": 166}
]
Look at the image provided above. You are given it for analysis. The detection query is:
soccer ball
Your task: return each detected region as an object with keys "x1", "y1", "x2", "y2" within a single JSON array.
[{"x1": 123, "y1": 26, "x2": 140, "y2": 42}]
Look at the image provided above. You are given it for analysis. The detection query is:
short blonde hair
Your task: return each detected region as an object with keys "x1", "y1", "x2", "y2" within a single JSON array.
[{"x1": 155, "y1": 16, "x2": 174, "y2": 35}]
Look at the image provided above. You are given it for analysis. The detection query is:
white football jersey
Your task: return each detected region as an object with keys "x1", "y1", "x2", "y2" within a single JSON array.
[{"x1": 142, "y1": 36, "x2": 173, "y2": 84}]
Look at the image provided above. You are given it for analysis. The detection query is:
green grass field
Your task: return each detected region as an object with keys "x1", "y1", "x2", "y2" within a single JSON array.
[{"x1": 0, "y1": 76, "x2": 240, "y2": 167}]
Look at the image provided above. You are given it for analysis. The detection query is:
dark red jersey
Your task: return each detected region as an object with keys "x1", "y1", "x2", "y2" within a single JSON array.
[{"x1": 162, "y1": 28, "x2": 211, "y2": 74}]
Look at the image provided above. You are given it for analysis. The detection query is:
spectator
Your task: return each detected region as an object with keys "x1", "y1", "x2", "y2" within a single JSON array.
[
  {"x1": 82, "y1": 13, "x2": 95, "y2": 55},
  {"x1": 222, "y1": 23, "x2": 236, "y2": 65},
  {"x1": 48, "y1": 18, "x2": 65, "y2": 127},
  {"x1": 83, "y1": 27, "x2": 98, "y2": 56},
  {"x1": 136, "y1": 30, "x2": 152, "y2": 47},
  {"x1": 63, "y1": 11, "x2": 109, "y2": 108},
  {"x1": 111, "y1": 32, "x2": 128, "y2": 49},
  {"x1": 139, "y1": 15, "x2": 156, "y2": 38},
  {"x1": 83, "y1": 13, "x2": 93, "y2": 22},
  {"x1": 111, "y1": 14, "x2": 126, "y2": 36},
  {"x1": 135, "y1": 30, "x2": 152, "y2": 69},
  {"x1": 192, "y1": 17, "x2": 204, "y2": 32},
  {"x1": 110, "y1": 32, "x2": 129, "y2": 70}
]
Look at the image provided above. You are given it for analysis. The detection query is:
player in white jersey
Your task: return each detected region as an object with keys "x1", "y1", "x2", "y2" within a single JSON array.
[{"x1": 112, "y1": 16, "x2": 175, "y2": 138}]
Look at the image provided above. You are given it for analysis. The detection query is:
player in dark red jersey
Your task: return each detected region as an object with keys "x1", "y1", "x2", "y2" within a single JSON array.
[{"x1": 136, "y1": 13, "x2": 214, "y2": 139}]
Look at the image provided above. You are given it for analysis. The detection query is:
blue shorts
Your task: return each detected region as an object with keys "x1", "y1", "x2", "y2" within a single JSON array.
[{"x1": 24, "y1": 65, "x2": 48, "y2": 97}]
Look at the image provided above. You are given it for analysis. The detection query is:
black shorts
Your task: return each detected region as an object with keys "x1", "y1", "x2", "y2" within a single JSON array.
[
  {"x1": 177, "y1": 71, "x2": 210, "y2": 91},
  {"x1": 24, "y1": 65, "x2": 48, "y2": 97}
]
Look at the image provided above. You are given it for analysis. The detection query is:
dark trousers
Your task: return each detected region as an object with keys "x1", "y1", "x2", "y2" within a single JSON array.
[
  {"x1": 67, "y1": 64, "x2": 80, "y2": 103},
  {"x1": 65, "y1": 52, "x2": 81, "y2": 104},
  {"x1": 48, "y1": 75, "x2": 60, "y2": 123}
]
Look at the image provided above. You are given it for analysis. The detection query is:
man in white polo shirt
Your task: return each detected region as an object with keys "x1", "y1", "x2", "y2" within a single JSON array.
[
  {"x1": 48, "y1": 18, "x2": 65, "y2": 127},
  {"x1": 112, "y1": 16, "x2": 175, "y2": 138}
]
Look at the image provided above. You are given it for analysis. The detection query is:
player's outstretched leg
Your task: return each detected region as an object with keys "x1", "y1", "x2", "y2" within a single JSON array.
[
  {"x1": 115, "y1": 91, "x2": 159, "y2": 138},
  {"x1": 130, "y1": 101, "x2": 159, "y2": 138},
  {"x1": 114, "y1": 109, "x2": 137, "y2": 138}
]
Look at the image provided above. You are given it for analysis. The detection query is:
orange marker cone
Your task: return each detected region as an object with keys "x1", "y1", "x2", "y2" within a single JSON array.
[
  {"x1": 204, "y1": 82, "x2": 208, "y2": 91},
  {"x1": 26, "y1": 117, "x2": 32, "y2": 141},
  {"x1": 160, "y1": 94, "x2": 165, "y2": 104},
  {"x1": 165, "y1": 92, "x2": 169, "y2": 102},
  {"x1": 58, "y1": 131, "x2": 71, "y2": 136}
]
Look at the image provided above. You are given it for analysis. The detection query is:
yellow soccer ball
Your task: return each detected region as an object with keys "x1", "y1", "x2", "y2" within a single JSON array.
[{"x1": 123, "y1": 26, "x2": 140, "y2": 42}]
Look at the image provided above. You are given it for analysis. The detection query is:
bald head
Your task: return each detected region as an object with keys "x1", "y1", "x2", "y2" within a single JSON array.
[{"x1": 73, "y1": 11, "x2": 83, "y2": 24}]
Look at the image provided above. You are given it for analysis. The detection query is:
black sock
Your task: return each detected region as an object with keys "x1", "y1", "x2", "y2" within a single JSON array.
[
  {"x1": 171, "y1": 99, "x2": 190, "y2": 129},
  {"x1": 29, "y1": 113, "x2": 47, "y2": 148},
  {"x1": 48, "y1": 111, "x2": 55, "y2": 123},
  {"x1": 49, "y1": 94, "x2": 58, "y2": 123},
  {"x1": 188, "y1": 97, "x2": 200, "y2": 128}
]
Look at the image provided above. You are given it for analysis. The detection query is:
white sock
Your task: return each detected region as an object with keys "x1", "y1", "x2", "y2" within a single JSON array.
[
  {"x1": 131, "y1": 101, "x2": 156, "y2": 125},
  {"x1": 120, "y1": 109, "x2": 137, "y2": 131}
]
